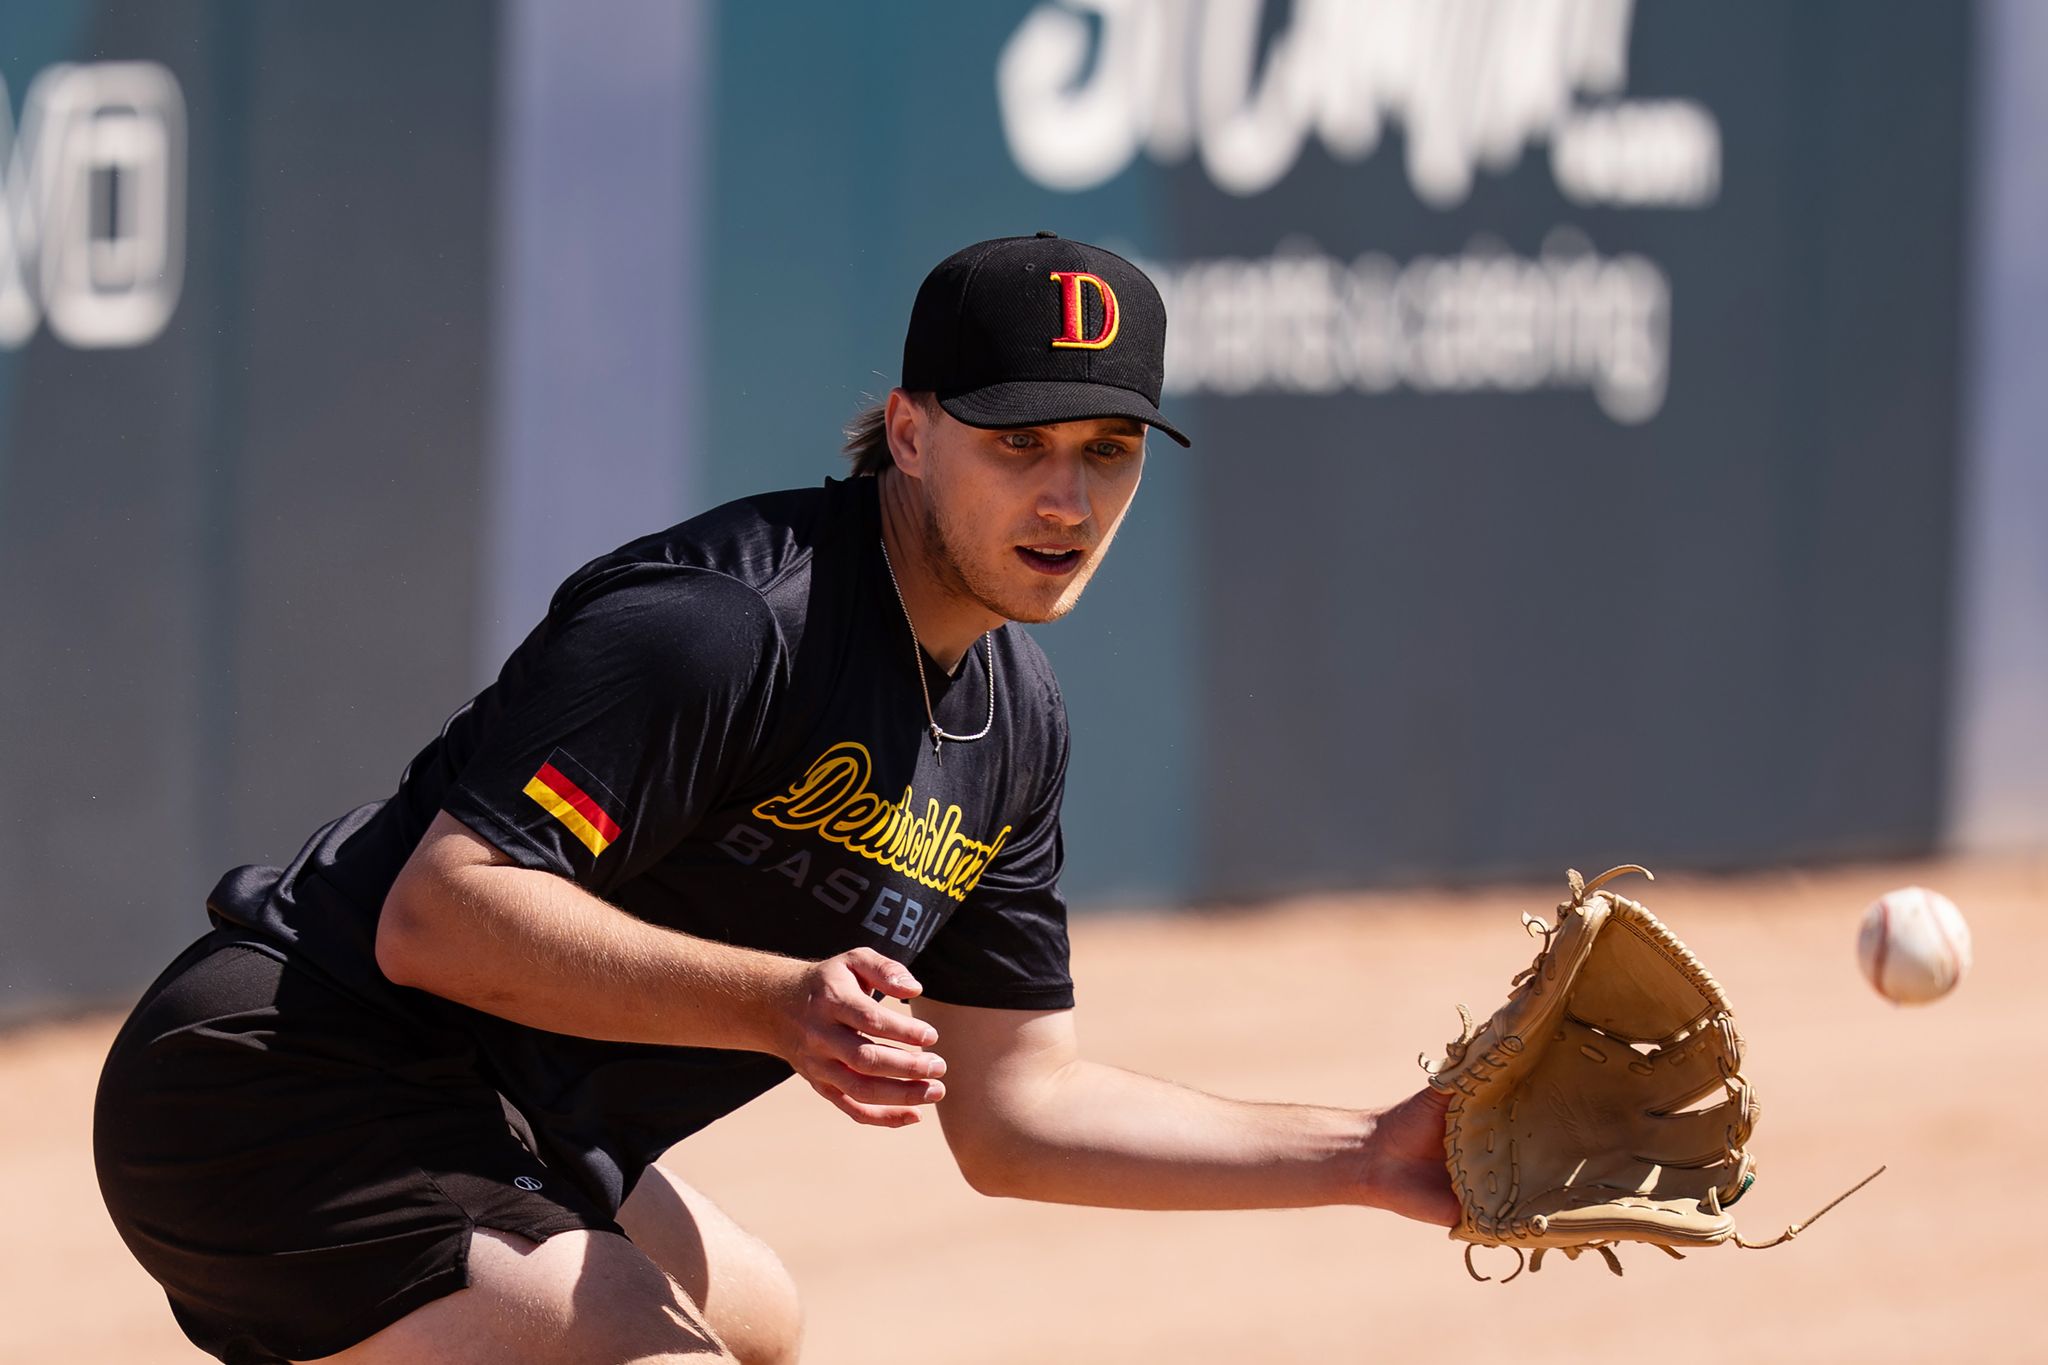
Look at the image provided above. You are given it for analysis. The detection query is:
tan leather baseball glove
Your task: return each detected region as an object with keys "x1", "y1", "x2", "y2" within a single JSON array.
[{"x1": 1423, "y1": 865, "x2": 1878, "y2": 1281}]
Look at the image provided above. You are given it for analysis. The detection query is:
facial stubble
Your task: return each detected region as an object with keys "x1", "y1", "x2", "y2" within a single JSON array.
[{"x1": 920, "y1": 496, "x2": 1124, "y2": 627}]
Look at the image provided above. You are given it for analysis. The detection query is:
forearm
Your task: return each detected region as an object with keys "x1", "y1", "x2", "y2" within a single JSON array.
[
  {"x1": 377, "y1": 813, "x2": 943, "y2": 1127},
  {"x1": 379, "y1": 853, "x2": 801, "y2": 1051},
  {"x1": 956, "y1": 1058, "x2": 1379, "y2": 1210}
]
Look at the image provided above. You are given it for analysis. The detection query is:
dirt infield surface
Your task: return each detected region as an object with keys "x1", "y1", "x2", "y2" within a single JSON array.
[{"x1": 8, "y1": 855, "x2": 2042, "y2": 1364}]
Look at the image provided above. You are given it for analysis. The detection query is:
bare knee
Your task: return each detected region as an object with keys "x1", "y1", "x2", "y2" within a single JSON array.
[
  {"x1": 714, "y1": 1244, "x2": 802, "y2": 1365},
  {"x1": 472, "y1": 1228, "x2": 741, "y2": 1363},
  {"x1": 305, "y1": 1227, "x2": 735, "y2": 1364},
  {"x1": 618, "y1": 1167, "x2": 803, "y2": 1365}
]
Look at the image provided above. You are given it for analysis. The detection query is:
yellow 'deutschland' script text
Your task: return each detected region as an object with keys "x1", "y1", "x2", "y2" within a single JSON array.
[{"x1": 751, "y1": 741, "x2": 1010, "y2": 903}]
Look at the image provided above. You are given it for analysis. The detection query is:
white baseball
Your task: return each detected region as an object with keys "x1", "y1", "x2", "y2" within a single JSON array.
[{"x1": 1856, "y1": 886, "x2": 1972, "y2": 1004}]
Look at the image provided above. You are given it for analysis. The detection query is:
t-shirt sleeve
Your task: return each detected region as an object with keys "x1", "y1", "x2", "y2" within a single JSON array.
[
  {"x1": 912, "y1": 700, "x2": 1075, "y2": 1010},
  {"x1": 440, "y1": 569, "x2": 783, "y2": 896}
]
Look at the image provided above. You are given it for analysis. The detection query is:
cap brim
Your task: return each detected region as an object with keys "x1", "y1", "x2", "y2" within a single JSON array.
[{"x1": 939, "y1": 381, "x2": 1192, "y2": 448}]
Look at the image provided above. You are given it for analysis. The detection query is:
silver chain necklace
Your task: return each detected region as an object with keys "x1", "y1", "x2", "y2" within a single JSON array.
[{"x1": 878, "y1": 536, "x2": 995, "y2": 760}]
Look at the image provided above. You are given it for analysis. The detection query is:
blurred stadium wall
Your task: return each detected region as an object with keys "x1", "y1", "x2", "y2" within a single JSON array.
[{"x1": 0, "y1": 1, "x2": 2039, "y2": 1018}]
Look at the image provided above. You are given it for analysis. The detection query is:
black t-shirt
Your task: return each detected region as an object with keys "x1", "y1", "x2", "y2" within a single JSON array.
[{"x1": 207, "y1": 476, "x2": 1073, "y2": 1206}]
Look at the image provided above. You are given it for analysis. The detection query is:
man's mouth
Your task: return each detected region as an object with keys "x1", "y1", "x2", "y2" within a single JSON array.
[{"x1": 1015, "y1": 545, "x2": 1085, "y2": 576}]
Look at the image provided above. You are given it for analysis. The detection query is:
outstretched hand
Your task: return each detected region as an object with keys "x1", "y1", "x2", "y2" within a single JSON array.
[
  {"x1": 773, "y1": 948, "x2": 948, "y2": 1127},
  {"x1": 1361, "y1": 1085, "x2": 1461, "y2": 1227}
]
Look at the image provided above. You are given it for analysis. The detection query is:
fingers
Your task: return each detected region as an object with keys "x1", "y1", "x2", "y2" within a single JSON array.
[
  {"x1": 787, "y1": 950, "x2": 947, "y2": 1127},
  {"x1": 811, "y1": 1032, "x2": 946, "y2": 1106},
  {"x1": 815, "y1": 1059, "x2": 945, "y2": 1108},
  {"x1": 809, "y1": 1081, "x2": 926, "y2": 1128},
  {"x1": 832, "y1": 953, "x2": 938, "y2": 1049},
  {"x1": 845, "y1": 1037, "x2": 947, "y2": 1083},
  {"x1": 844, "y1": 947, "x2": 923, "y2": 1001},
  {"x1": 845, "y1": 999, "x2": 939, "y2": 1050}
]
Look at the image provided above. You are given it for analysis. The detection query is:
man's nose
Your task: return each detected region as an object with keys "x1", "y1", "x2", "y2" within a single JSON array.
[{"x1": 1036, "y1": 453, "x2": 1091, "y2": 526}]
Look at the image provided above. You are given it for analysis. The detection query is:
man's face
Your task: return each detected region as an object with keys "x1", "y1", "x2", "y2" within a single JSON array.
[{"x1": 910, "y1": 404, "x2": 1147, "y2": 625}]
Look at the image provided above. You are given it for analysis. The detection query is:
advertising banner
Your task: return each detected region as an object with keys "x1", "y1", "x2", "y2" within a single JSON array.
[{"x1": 707, "y1": 1, "x2": 1972, "y2": 896}]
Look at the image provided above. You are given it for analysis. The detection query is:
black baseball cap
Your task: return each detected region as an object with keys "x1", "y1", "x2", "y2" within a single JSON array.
[{"x1": 901, "y1": 232, "x2": 1191, "y2": 447}]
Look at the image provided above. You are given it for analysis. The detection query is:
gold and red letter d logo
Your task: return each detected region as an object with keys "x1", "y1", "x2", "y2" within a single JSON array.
[{"x1": 1048, "y1": 271, "x2": 1120, "y2": 350}]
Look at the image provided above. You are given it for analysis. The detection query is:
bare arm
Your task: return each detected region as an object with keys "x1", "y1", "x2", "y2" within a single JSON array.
[
  {"x1": 912, "y1": 997, "x2": 1457, "y2": 1223},
  {"x1": 378, "y1": 810, "x2": 949, "y2": 1126}
]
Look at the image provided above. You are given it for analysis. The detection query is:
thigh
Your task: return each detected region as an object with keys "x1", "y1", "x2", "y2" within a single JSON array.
[
  {"x1": 302, "y1": 1227, "x2": 730, "y2": 1365},
  {"x1": 618, "y1": 1165, "x2": 803, "y2": 1365}
]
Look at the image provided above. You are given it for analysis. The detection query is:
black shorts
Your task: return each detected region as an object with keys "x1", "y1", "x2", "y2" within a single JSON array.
[{"x1": 93, "y1": 931, "x2": 623, "y2": 1365}]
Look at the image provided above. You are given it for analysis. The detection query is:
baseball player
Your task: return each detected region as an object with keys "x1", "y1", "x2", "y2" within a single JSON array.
[{"x1": 94, "y1": 234, "x2": 1457, "y2": 1365}]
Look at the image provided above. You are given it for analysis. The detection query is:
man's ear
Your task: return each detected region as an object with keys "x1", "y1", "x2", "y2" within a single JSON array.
[{"x1": 884, "y1": 389, "x2": 929, "y2": 476}]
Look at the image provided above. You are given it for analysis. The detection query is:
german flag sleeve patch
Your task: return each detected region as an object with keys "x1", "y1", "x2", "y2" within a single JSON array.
[{"x1": 522, "y1": 750, "x2": 625, "y2": 858}]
